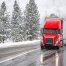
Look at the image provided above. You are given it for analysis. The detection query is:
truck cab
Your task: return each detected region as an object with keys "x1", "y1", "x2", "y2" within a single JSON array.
[{"x1": 41, "y1": 18, "x2": 63, "y2": 49}]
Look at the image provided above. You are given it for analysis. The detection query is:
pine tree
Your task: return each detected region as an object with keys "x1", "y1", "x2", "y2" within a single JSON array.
[
  {"x1": 11, "y1": 0, "x2": 24, "y2": 42},
  {"x1": 24, "y1": 0, "x2": 40, "y2": 40},
  {"x1": 0, "y1": 1, "x2": 10, "y2": 43}
]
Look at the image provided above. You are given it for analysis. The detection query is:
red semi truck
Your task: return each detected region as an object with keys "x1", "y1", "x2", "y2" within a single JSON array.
[{"x1": 41, "y1": 18, "x2": 63, "y2": 49}]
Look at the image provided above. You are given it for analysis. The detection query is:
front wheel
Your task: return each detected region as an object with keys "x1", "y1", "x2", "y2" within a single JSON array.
[
  {"x1": 60, "y1": 40, "x2": 64, "y2": 47},
  {"x1": 41, "y1": 46, "x2": 44, "y2": 50},
  {"x1": 56, "y1": 46, "x2": 59, "y2": 49}
]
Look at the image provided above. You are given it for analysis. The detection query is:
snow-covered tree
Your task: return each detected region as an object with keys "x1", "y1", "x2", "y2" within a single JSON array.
[
  {"x1": 11, "y1": 0, "x2": 24, "y2": 42},
  {"x1": 0, "y1": 1, "x2": 10, "y2": 43},
  {"x1": 24, "y1": 0, "x2": 40, "y2": 40}
]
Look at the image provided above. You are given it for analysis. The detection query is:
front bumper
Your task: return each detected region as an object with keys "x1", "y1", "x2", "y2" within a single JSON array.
[{"x1": 45, "y1": 44, "x2": 53, "y2": 46}]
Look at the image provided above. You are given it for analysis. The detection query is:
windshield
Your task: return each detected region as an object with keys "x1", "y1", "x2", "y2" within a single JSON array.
[{"x1": 43, "y1": 29, "x2": 60, "y2": 34}]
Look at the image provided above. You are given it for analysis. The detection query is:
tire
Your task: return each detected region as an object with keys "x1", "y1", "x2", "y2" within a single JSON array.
[
  {"x1": 56, "y1": 46, "x2": 59, "y2": 50},
  {"x1": 40, "y1": 41, "x2": 44, "y2": 50},
  {"x1": 41, "y1": 46, "x2": 44, "y2": 50},
  {"x1": 61, "y1": 40, "x2": 64, "y2": 47}
]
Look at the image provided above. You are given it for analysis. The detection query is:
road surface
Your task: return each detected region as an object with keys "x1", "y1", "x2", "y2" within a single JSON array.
[{"x1": 0, "y1": 45, "x2": 66, "y2": 66}]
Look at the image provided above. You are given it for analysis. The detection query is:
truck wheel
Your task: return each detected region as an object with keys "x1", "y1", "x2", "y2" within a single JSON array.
[
  {"x1": 41, "y1": 46, "x2": 44, "y2": 50},
  {"x1": 61, "y1": 40, "x2": 64, "y2": 47},
  {"x1": 56, "y1": 46, "x2": 59, "y2": 50}
]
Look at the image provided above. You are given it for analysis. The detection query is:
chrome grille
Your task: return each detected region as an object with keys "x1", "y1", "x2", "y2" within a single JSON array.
[{"x1": 46, "y1": 38, "x2": 53, "y2": 44}]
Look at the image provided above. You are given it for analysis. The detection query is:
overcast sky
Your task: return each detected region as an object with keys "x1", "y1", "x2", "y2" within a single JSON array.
[{"x1": 0, "y1": 0, "x2": 66, "y2": 22}]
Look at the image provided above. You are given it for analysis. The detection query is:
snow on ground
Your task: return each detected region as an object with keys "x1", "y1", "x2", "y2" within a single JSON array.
[{"x1": 0, "y1": 40, "x2": 40, "y2": 48}]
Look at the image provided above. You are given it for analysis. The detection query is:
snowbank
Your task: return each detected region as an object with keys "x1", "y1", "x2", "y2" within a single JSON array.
[{"x1": 0, "y1": 40, "x2": 40, "y2": 48}]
